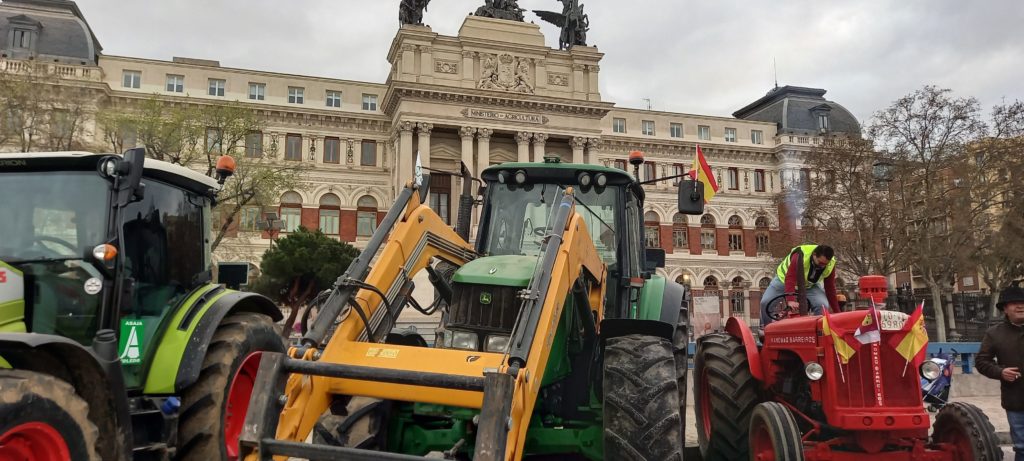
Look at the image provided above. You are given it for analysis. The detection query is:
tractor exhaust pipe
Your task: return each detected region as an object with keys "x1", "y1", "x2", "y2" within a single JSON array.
[{"x1": 455, "y1": 162, "x2": 475, "y2": 242}]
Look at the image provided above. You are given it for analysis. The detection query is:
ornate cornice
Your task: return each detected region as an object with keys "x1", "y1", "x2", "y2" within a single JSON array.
[{"x1": 382, "y1": 84, "x2": 613, "y2": 119}]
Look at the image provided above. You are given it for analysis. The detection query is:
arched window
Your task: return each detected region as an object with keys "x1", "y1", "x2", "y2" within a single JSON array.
[
  {"x1": 672, "y1": 213, "x2": 688, "y2": 249},
  {"x1": 700, "y1": 214, "x2": 716, "y2": 250},
  {"x1": 703, "y1": 276, "x2": 719, "y2": 288},
  {"x1": 727, "y1": 215, "x2": 743, "y2": 251},
  {"x1": 357, "y1": 195, "x2": 378, "y2": 237},
  {"x1": 279, "y1": 191, "x2": 302, "y2": 233},
  {"x1": 730, "y1": 276, "x2": 746, "y2": 314},
  {"x1": 759, "y1": 277, "x2": 772, "y2": 290},
  {"x1": 755, "y1": 216, "x2": 770, "y2": 253},
  {"x1": 318, "y1": 193, "x2": 341, "y2": 236},
  {"x1": 676, "y1": 274, "x2": 692, "y2": 288},
  {"x1": 644, "y1": 211, "x2": 660, "y2": 248}
]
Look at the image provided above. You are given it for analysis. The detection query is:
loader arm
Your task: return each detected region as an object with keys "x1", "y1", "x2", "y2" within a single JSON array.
[{"x1": 240, "y1": 186, "x2": 607, "y2": 461}]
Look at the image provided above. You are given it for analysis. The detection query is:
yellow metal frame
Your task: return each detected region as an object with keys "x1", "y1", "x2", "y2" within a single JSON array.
[{"x1": 260, "y1": 187, "x2": 606, "y2": 461}]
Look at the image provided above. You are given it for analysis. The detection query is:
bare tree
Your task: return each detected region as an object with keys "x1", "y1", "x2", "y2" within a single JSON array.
[
  {"x1": 97, "y1": 96, "x2": 308, "y2": 252},
  {"x1": 799, "y1": 137, "x2": 915, "y2": 281},
  {"x1": 869, "y1": 86, "x2": 991, "y2": 341},
  {"x1": 0, "y1": 65, "x2": 93, "y2": 152}
]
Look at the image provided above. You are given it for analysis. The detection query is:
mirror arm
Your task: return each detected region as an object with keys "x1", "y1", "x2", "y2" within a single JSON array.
[{"x1": 638, "y1": 172, "x2": 693, "y2": 186}]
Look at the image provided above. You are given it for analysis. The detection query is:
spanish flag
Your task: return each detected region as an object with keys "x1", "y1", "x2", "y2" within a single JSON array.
[
  {"x1": 689, "y1": 144, "x2": 720, "y2": 203},
  {"x1": 888, "y1": 301, "x2": 929, "y2": 363},
  {"x1": 822, "y1": 308, "x2": 858, "y2": 364}
]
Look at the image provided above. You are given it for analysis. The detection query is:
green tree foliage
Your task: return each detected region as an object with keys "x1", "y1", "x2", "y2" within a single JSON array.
[
  {"x1": 250, "y1": 227, "x2": 359, "y2": 337},
  {"x1": 95, "y1": 95, "x2": 307, "y2": 252}
]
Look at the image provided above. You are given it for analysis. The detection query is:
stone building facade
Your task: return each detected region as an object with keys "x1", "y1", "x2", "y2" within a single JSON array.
[{"x1": 0, "y1": 0, "x2": 865, "y2": 325}]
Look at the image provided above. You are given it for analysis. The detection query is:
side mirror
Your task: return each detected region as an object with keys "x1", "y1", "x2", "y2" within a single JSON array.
[
  {"x1": 678, "y1": 179, "x2": 704, "y2": 215},
  {"x1": 116, "y1": 148, "x2": 146, "y2": 207},
  {"x1": 644, "y1": 248, "x2": 666, "y2": 271}
]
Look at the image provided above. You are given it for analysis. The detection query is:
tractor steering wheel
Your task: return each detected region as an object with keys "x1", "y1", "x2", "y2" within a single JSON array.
[
  {"x1": 764, "y1": 292, "x2": 799, "y2": 321},
  {"x1": 533, "y1": 226, "x2": 548, "y2": 237},
  {"x1": 33, "y1": 236, "x2": 78, "y2": 256}
]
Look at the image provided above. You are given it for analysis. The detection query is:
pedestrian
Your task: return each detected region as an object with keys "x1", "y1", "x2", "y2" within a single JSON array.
[
  {"x1": 977, "y1": 282, "x2": 1024, "y2": 461},
  {"x1": 759, "y1": 244, "x2": 839, "y2": 327}
]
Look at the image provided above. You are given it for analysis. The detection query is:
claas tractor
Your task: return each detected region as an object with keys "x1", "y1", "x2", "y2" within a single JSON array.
[
  {"x1": 238, "y1": 153, "x2": 705, "y2": 460},
  {"x1": 693, "y1": 282, "x2": 1001, "y2": 460},
  {"x1": 0, "y1": 149, "x2": 285, "y2": 461}
]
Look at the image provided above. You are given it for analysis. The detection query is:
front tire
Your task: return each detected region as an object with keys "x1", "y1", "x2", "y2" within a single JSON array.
[
  {"x1": 694, "y1": 333, "x2": 760, "y2": 461},
  {"x1": 749, "y1": 402, "x2": 804, "y2": 461},
  {"x1": 312, "y1": 397, "x2": 391, "y2": 450},
  {"x1": 176, "y1": 312, "x2": 286, "y2": 460},
  {"x1": 932, "y1": 402, "x2": 1001, "y2": 461},
  {"x1": 603, "y1": 334, "x2": 684, "y2": 461},
  {"x1": 0, "y1": 369, "x2": 100, "y2": 461},
  {"x1": 672, "y1": 303, "x2": 690, "y2": 445}
]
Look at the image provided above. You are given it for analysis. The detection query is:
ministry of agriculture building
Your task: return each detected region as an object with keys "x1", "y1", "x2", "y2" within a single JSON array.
[{"x1": 0, "y1": 0, "x2": 866, "y2": 325}]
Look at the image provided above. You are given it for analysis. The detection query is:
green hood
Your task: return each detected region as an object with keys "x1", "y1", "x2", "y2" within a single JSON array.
[{"x1": 452, "y1": 255, "x2": 537, "y2": 288}]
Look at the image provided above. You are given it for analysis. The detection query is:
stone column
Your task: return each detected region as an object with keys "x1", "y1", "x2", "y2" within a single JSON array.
[
  {"x1": 418, "y1": 45, "x2": 434, "y2": 84},
  {"x1": 572, "y1": 63, "x2": 587, "y2": 99},
  {"x1": 461, "y1": 51, "x2": 476, "y2": 87},
  {"x1": 376, "y1": 140, "x2": 386, "y2": 168},
  {"x1": 476, "y1": 128, "x2": 493, "y2": 179},
  {"x1": 532, "y1": 133, "x2": 548, "y2": 163},
  {"x1": 397, "y1": 121, "x2": 415, "y2": 192},
  {"x1": 586, "y1": 138, "x2": 602, "y2": 165},
  {"x1": 417, "y1": 122, "x2": 433, "y2": 167},
  {"x1": 586, "y1": 65, "x2": 601, "y2": 100},
  {"x1": 345, "y1": 139, "x2": 355, "y2": 165},
  {"x1": 515, "y1": 131, "x2": 532, "y2": 163},
  {"x1": 307, "y1": 135, "x2": 320, "y2": 163},
  {"x1": 459, "y1": 126, "x2": 476, "y2": 173},
  {"x1": 571, "y1": 136, "x2": 587, "y2": 164},
  {"x1": 534, "y1": 59, "x2": 547, "y2": 92}
]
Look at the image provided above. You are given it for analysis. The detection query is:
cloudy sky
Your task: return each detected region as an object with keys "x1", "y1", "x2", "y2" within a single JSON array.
[{"x1": 74, "y1": 0, "x2": 1023, "y2": 125}]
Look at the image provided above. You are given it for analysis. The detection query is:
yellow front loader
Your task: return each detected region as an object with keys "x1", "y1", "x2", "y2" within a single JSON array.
[{"x1": 239, "y1": 157, "x2": 706, "y2": 460}]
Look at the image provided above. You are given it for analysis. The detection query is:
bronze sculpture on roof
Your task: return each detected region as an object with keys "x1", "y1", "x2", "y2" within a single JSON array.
[
  {"x1": 399, "y1": 0, "x2": 430, "y2": 26},
  {"x1": 534, "y1": 0, "x2": 590, "y2": 49},
  {"x1": 474, "y1": 0, "x2": 525, "y2": 22}
]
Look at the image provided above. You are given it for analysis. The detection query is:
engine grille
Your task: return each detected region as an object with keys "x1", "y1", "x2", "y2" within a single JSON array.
[
  {"x1": 448, "y1": 282, "x2": 521, "y2": 333},
  {"x1": 831, "y1": 332, "x2": 922, "y2": 409}
]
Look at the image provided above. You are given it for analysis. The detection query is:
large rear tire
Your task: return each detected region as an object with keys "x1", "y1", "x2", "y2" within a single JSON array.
[
  {"x1": 603, "y1": 334, "x2": 684, "y2": 461},
  {"x1": 176, "y1": 312, "x2": 286, "y2": 461},
  {"x1": 0, "y1": 369, "x2": 100, "y2": 461},
  {"x1": 932, "y1": 402, "x2": 1001, "y2": 461},
  {"x1": 749, "y1": 402, "x2": 804, "y2": 461},
  {"x1": 693, "y1": 333, "x2": 760, "y2": 461},
  {"x1": 672, "y1": 303, "x2": 690, "y2": 445}
]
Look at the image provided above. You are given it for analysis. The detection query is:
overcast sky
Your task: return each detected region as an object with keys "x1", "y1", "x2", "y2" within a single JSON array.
[{"x1": 73, "y1": 0, "x2": 1023, "y2": 125}]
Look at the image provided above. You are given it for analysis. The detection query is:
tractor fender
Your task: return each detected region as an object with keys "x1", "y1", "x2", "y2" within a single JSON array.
[
  {"x1": 636, "y1": 275, "x2": 685, "y2": 326},
  {"x1": 0, "y1": 333, "x2": 132, "y2": 459},
  {"x1": 724, "y1": 317, "x2": 764, "y2": 381},
  {"x1": 143, "y1": 286, "x2": 282, "y2": 394},
  {"x1": 600, "y1": 318, "x2": 674, "y2": 342},
  {"x1": 173, "y1": 290, "x2": 281, "y2": 391}
]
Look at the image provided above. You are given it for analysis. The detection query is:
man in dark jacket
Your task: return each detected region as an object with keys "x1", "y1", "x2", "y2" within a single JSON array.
[{"x1": 977, "y1": 283, "x2": 1024, "y2": 461}]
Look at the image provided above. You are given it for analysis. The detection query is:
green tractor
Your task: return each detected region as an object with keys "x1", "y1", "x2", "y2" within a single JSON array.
[{"x1": 0, "y1": 149, "x2": 285, "y2": 461}]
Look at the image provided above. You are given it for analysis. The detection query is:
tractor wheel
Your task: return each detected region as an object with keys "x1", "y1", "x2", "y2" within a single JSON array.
[
  {"x1": 671, "y1": 303, "x2": 690, "y2": 444},
  {"x1": 749, "y1": 402, "x2": 804, "y2": 461},
  {"x1": 176, "y1": 312, "x2": 286, "y2": 461},
  {"x1": 312, "y1": 397, "x2": 391, "y2": 450},
  {"x1": 693, "y1": 333, "x2": 760, "y2": 461},
  {"x1": 932, "y1": 402, "x2": 1001, "y2": 461},
  {"x1": 0, "y1": 369, "x2": 100, "y2": 461},
  {"x1": 603, "y1": 334, "x2": 684, "y2": 461}
]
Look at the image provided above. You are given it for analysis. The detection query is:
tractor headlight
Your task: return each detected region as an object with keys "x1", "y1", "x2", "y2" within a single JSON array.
[
  {"x1": 514, "y1": 170, "x2": 527, "y2": 184},
  {"x1": 485, "y1": 335, "x2": 511, "y2": 353},
  {"x1": 920, "y1": 360, "x2": 942, "y2": 380},
  {"x1": 497, "y1": 171, "x2": 508, "y2": 184},
  {"x1": 804, "y1": 362, "x2": 825, "y2": 381},
  {"x1": 594, "y1": 173, "x2": 607, "y2": 187},
  {"x1": 577, "y1": 172, "x2": 592, "y2": 188},
  {"x1": 450, "y1": 330, "x2": 479, "y2": 351}
]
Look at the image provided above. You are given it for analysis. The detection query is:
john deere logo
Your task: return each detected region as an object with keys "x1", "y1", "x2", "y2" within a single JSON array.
[{"x1": 479, "y1": 292, "x2": 492, "y2": 305}]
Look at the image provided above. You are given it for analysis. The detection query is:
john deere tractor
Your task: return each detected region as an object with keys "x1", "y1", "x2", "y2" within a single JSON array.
[
  {"x1": 0, "y1": 149, "x2": 285, "y2": 461},
  {"x1": 238, "y1": 152, "x2": 705, "y2": 460}
]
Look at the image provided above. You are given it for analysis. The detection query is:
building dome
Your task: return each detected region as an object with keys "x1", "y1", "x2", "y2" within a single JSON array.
[
  {"x1": 732, "y1": 85, "x2": 860, "y2": 136},
  {"x1": 0, "y1": 0, "x2": 101, "y2": 65}
]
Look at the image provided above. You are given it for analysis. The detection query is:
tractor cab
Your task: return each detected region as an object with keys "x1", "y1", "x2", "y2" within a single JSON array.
[
  {"x1": 0, "y1": 151, "x2": 222, "y2": 385},
  {"x1": 433, "y1": 155, "x2": 703, "y2": 353}
]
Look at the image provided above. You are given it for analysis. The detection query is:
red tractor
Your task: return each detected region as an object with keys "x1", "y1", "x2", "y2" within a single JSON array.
[{"x1": 694, "y1": 291, "x2": 1002, "y2": 461}]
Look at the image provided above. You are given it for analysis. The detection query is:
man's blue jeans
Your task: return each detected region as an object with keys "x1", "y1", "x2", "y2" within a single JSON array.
[
  {"x1": 759, "y1": 278, "x2": 829, "y2": 327},
  {"x1": 1009, "y1": 411, "x2": 1024, "y2": 461}
]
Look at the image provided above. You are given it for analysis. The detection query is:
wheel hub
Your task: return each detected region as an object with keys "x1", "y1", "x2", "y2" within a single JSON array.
[
  {"x1": 224, "y1": 351, "x2": 263, "y2": 460},
  {"x1": 0, "y1": 422, "x2": 71, "y2": 461}
]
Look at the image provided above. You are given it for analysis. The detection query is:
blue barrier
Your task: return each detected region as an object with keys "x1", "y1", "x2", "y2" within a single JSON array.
[{"x1": 686, "y1": 341, "x2": 982, "y2": 374}]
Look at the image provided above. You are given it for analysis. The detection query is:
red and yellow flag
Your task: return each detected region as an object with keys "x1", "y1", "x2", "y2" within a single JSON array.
[
  {"x1": 689, "y1": 144, "x2": 720, "y2": 203},
  {"x1": 822, "y1": 308, "x2": 858, "y2": 364},
  {"x1": 888, "y1": 301, "x2": 929, "y2": 362}
]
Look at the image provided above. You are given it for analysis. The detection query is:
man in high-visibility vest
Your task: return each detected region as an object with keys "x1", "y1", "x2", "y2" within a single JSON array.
[{"x1": 760, "y1": 244, "x2": 840, "y2": 327}]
